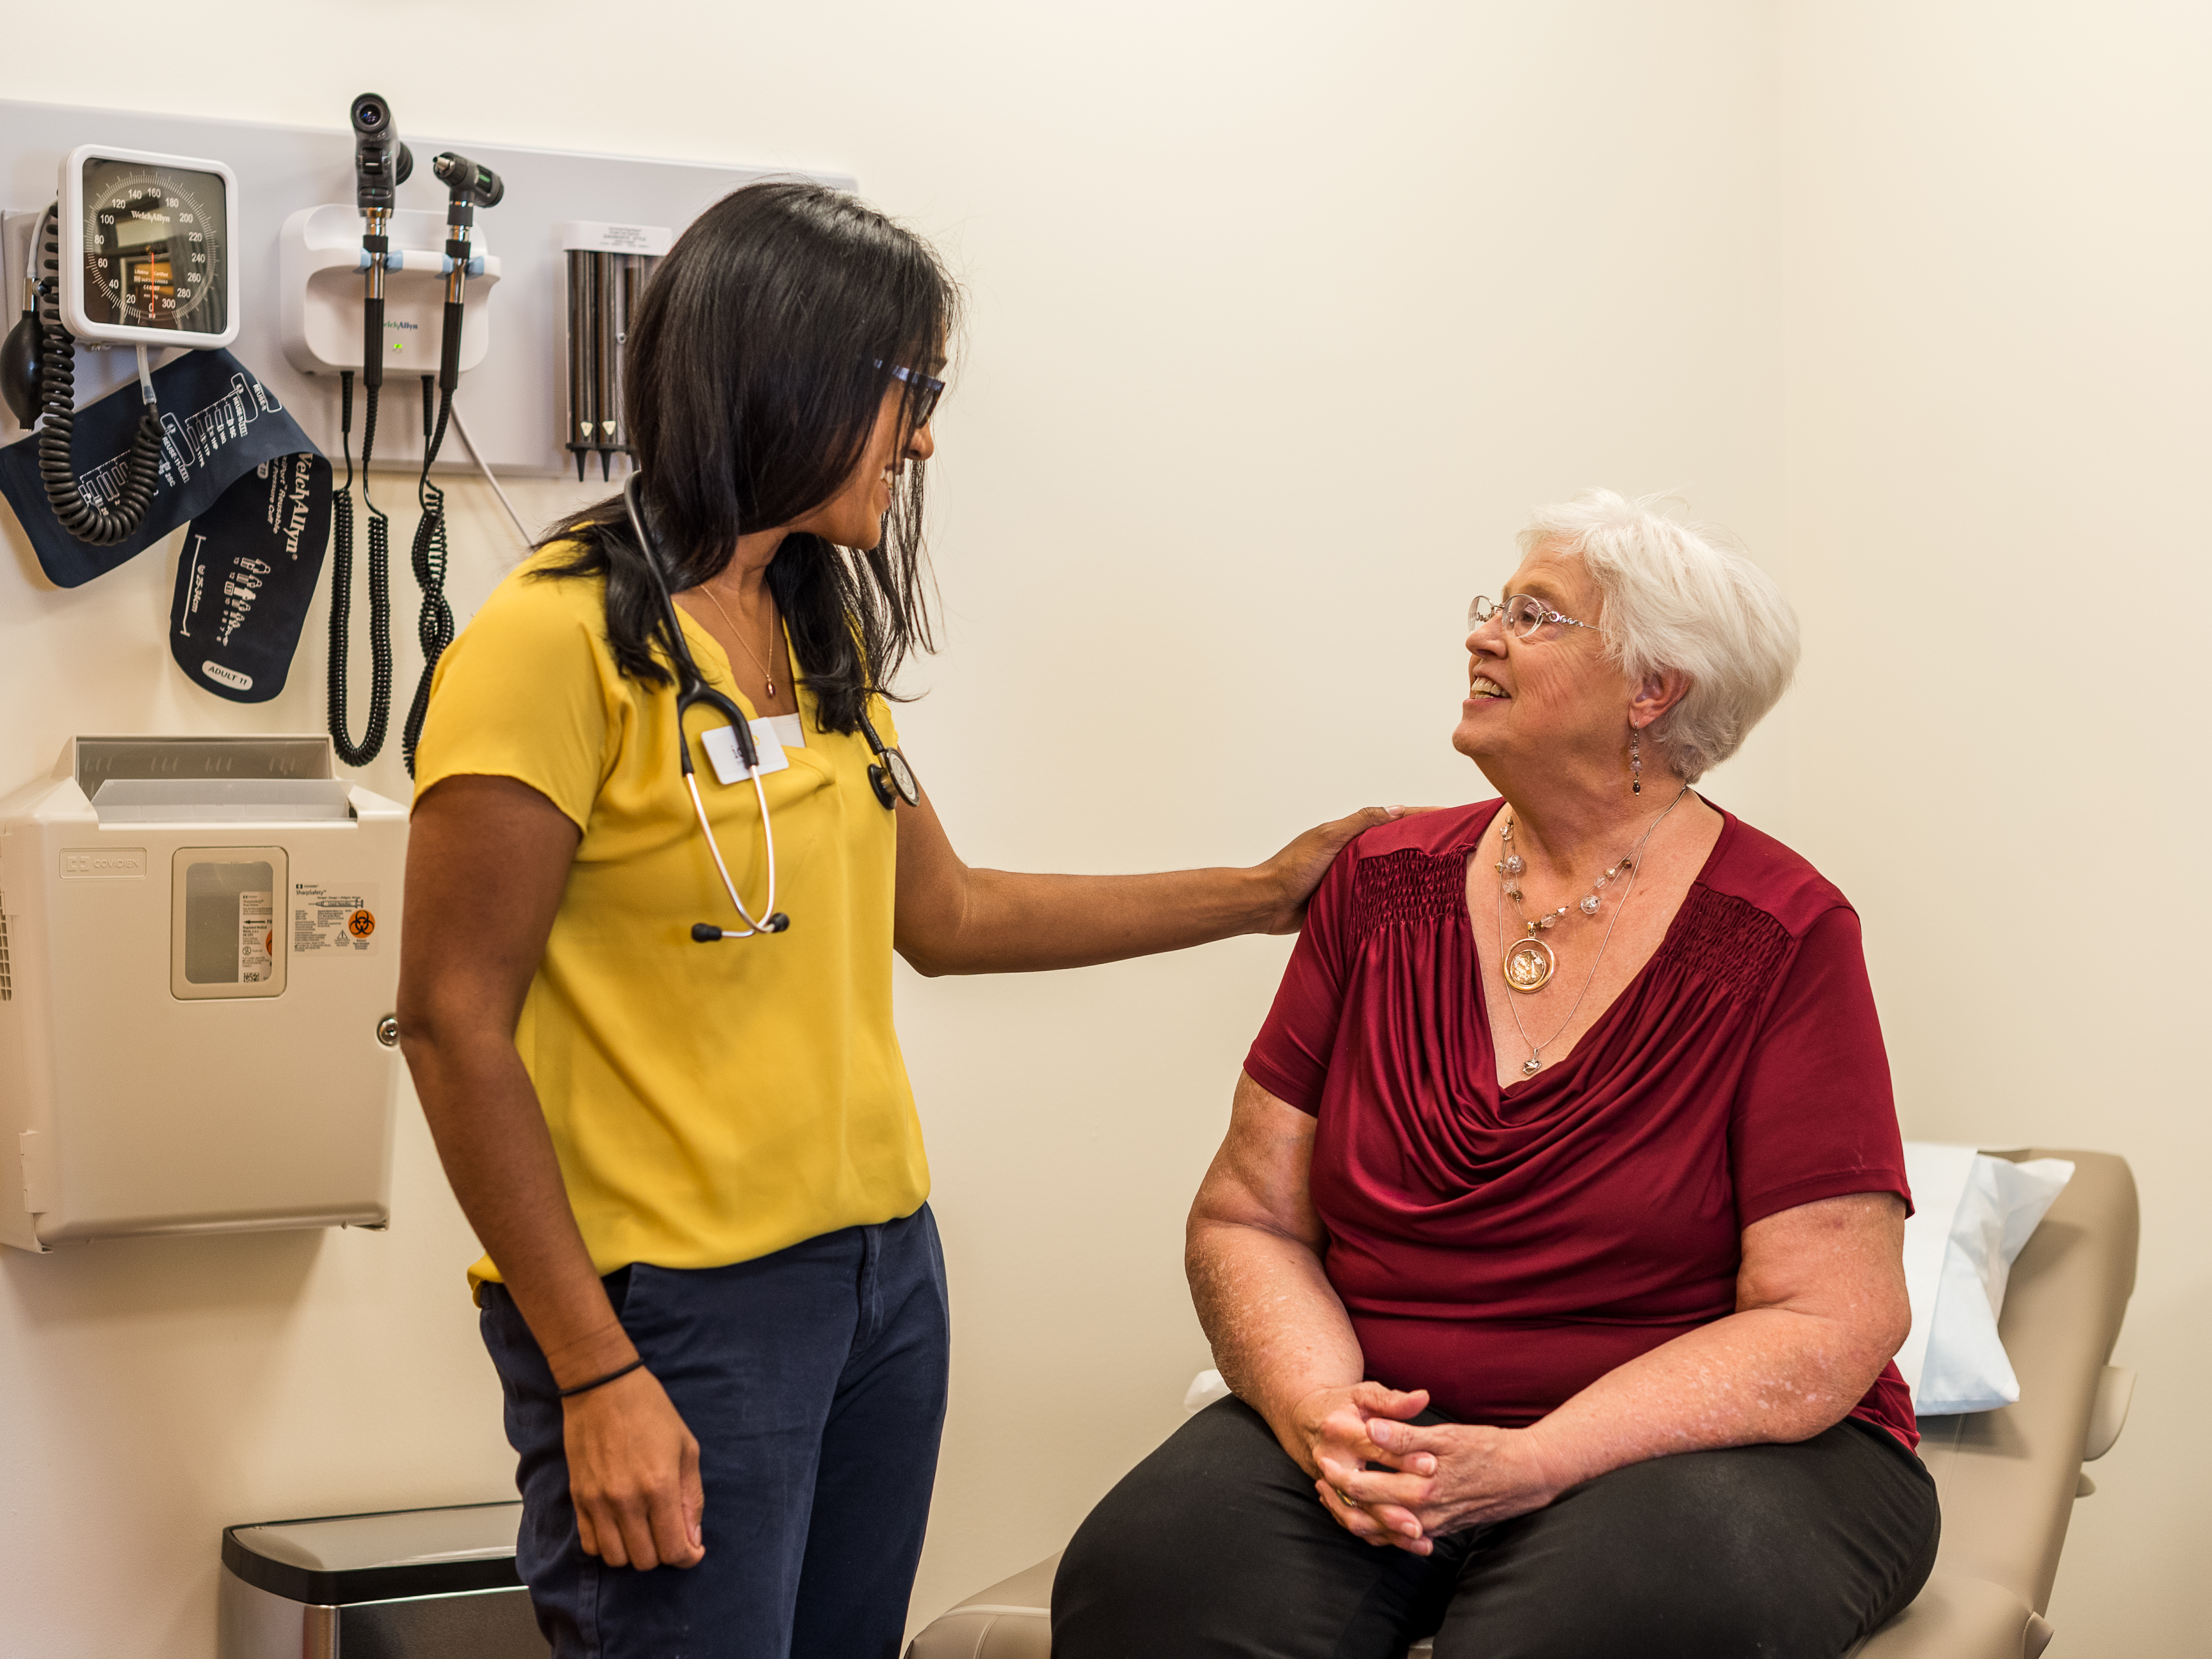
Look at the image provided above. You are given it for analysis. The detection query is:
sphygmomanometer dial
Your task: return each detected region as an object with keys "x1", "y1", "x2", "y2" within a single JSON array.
[
  {"x1": 61, "y1": 146, "x2": 238, "y2": 348},
  {"x1": 81, "y1": 161, "x2": 224, "y2": 330}
]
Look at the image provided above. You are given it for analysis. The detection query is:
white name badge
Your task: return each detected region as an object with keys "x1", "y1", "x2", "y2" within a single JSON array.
[{"x1": 702, "y1": 719, "x2": 792, "y2": 785}]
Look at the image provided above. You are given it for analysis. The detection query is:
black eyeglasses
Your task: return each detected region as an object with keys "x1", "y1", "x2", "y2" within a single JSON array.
[{"x1": 878, "y1": 362, "x2": 946, "y2": 429}]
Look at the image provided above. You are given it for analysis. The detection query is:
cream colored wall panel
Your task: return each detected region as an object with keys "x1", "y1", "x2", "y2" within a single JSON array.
[{"x1": 1777, "y1": 4, "x2": 2210, "y2": 1652}]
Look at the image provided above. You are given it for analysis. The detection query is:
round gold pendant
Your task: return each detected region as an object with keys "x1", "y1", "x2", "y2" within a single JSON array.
[{"x1": 1503, "y1": 936, "x2": 1555, "y2": 993}]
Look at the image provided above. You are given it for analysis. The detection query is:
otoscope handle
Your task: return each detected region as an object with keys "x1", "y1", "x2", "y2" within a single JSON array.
[
  {"x1": 361, "y1": 206, "x2": 392, "y2": 391},
  {"x1": 362, "y1": 293, "x2": 385, "y2": 390},
  {"x1": 431, "y1": 151, "x2": 501, "y2": 396},
  {"x1": 352, "y1": 96, "x2": 408, "y2": 391},
  {"x1": 440, "y1": 301, "x2": 464, "y2": 394}
]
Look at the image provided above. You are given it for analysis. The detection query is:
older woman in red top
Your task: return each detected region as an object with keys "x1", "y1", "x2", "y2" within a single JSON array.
[{"x1": 1053, "y1": 491, "x2": 1938, "y2": 1659}]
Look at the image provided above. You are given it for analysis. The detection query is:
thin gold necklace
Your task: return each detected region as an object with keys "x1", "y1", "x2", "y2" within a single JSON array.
[{"x1": 698, "y1": 578, "x2": 782, "y2": 700}]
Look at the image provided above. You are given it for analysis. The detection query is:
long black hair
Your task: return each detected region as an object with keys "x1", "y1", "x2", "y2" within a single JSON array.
[{"x1": 539, "y1": 181, "x2": 957, "y2": 733}]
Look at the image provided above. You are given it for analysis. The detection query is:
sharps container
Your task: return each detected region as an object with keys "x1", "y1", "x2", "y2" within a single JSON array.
[
  {"x1": 219, "y1": 1501, "x2": 547, "y2": 1658},
  {"x1": 0, "y1": 734, "x2": 406, "y2": 1253}
]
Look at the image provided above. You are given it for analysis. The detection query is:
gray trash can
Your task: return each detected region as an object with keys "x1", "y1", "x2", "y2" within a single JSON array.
[{"x1": 219, "y1": 1501, "x2": 548, "y2": 1659}]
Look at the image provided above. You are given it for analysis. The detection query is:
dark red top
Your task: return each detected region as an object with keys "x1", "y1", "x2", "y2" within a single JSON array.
[{"x1": 1244, "y1": 800, "x2": 1918, "y2": 1451}]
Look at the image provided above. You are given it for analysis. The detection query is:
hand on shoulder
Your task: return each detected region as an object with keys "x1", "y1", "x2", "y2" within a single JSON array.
[{"x1": 1258, "y1": 806, "x2": 1436, "y2": 935}]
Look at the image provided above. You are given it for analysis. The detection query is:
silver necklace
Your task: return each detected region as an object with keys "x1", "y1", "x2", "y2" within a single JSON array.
[{"x1": 1492, "y1": 786, "x2": 1690, "y2": 1077}]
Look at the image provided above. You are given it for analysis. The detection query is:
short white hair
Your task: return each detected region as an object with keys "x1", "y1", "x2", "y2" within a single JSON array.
[{"x1": 1517, "y1": 490, "x2": 1799, "y2": 783}]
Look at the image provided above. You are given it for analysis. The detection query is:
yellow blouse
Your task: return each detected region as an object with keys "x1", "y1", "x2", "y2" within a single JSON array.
[{"x1": 413, "y1": 546, "x2": 929, "y2": 1289}]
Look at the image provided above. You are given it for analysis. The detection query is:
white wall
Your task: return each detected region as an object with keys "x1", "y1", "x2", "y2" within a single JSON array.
[
  {"x1": 0, "y1": 2, "x2": 2190, "y2": 1654},
  {"x1": 1778, "y1": 4, "x2": 2212, "y2": 1649}
]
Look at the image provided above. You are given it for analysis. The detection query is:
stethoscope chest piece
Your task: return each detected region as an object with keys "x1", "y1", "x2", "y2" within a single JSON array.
[
  {"x1": 858, "y1": 710, "x2": 919, "y2": 808},
  {"x1": 869, "y1": 745, "x2": 919, "y2": 809}
]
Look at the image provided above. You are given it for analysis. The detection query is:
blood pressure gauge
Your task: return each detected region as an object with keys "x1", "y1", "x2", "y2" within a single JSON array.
[{"x1": 58, "y1": 143, "x2": 238, "y2": 349}]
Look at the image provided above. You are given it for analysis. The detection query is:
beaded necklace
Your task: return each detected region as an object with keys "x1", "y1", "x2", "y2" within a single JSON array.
[{"x1": 1492, "y1": 785, "x2": 1690, "y2": 1076}]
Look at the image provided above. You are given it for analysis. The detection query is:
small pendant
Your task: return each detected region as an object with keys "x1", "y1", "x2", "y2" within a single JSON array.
[
  {"x1": 1504, "y1": 935, "x2": 1555, "y2": 993},
  {"x1": 766, "y1": 679, "x2": 776, "y2": 697},
  {"x1": 1521, "y1": 1055, "x2": 1543, "y2": 1076}
]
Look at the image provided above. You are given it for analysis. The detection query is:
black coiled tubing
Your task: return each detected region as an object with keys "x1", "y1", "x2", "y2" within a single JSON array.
[
  {"x1": 33, "y1": 206, "x2": 164, "y2": 546},
  {"x1": 400, "y1": 380, "x2": 456, "y2": 777},
  {"x1": 327, "y1": 370, "x2": 394, "y2": 765}
]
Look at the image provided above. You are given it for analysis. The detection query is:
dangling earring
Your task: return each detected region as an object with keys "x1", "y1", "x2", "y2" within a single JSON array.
[{"x1": 1630, "y1": 723, "x2": 1642, "y2": 796}]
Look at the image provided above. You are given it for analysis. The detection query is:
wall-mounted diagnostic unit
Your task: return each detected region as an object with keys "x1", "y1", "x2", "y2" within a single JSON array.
[
  {"x1": 1, "y1": 98, "x2": 856, "y2": 476},
  {"x1": 3, "y1": 97, "x2": 855, "y2": 764},
  {"x1": 280, "y1": 202, "x2": 500, "y2": 381},
  {"x1": 0, "y1": 736, "x2": 405, "y2": 1251}
]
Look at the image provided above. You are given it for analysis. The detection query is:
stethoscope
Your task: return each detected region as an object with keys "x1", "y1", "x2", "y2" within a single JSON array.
[{"x1": 622, "y1": 475, "x2": 920, "y2": 944}]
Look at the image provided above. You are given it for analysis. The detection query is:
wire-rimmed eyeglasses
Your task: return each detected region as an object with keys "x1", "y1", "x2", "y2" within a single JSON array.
[{"x1": 1467, "y1": 594, "x2": 1604, "y2": 641}]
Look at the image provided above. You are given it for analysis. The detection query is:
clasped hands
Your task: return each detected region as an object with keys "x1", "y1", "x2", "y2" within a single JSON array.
[{"x1": 1293, "y1": 1383, "x2": 1562, "y2": 1555}]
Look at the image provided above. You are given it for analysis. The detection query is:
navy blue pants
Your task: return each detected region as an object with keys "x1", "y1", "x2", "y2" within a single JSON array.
[{"x1": 481, "y1": 1206, "x2": 951, "y2": 1659}]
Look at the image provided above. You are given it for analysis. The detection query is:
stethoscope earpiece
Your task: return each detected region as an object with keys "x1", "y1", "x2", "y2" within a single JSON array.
[{"x1": 693, "y1": 914, "x2": 790, "y2": 942}]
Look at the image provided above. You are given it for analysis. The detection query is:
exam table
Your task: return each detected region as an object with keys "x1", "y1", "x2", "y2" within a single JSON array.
[{"x1": 906, "y1": 1148, "x2": 2137, "y2": 1659}]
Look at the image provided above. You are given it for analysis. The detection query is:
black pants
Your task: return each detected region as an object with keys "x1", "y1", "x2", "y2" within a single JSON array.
[{"x1": 1052, "y1": 1397, "x2": 1939, "y2": 1659}]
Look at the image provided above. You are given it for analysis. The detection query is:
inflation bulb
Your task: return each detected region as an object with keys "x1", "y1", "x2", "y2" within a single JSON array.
[{"x1": 1, "y1": 269, "x2": 39, "y2": 427}]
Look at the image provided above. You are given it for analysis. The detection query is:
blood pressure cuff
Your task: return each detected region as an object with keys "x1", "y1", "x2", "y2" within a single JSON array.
[
  {"x1": 166, "y1": 451, "x2": 333, "y2": 702},
  {"x1": 0, "y1": 347, "x2": 330, "y2": 702}
]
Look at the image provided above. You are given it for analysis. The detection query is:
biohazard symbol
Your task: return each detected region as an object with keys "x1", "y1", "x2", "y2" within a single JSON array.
[{"x1": 348, "y1": 909, "x2": 377, "y2": 940}]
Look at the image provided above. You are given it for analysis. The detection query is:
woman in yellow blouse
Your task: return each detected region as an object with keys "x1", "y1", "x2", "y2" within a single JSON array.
[{"x1": 397, "y1": 182, "x2": 1391, "y2": 1659}]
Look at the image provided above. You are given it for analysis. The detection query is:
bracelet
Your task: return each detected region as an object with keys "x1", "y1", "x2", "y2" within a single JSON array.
[{"x1": 557, "y1": 1358, "x2": 646, "y2": 1400}]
